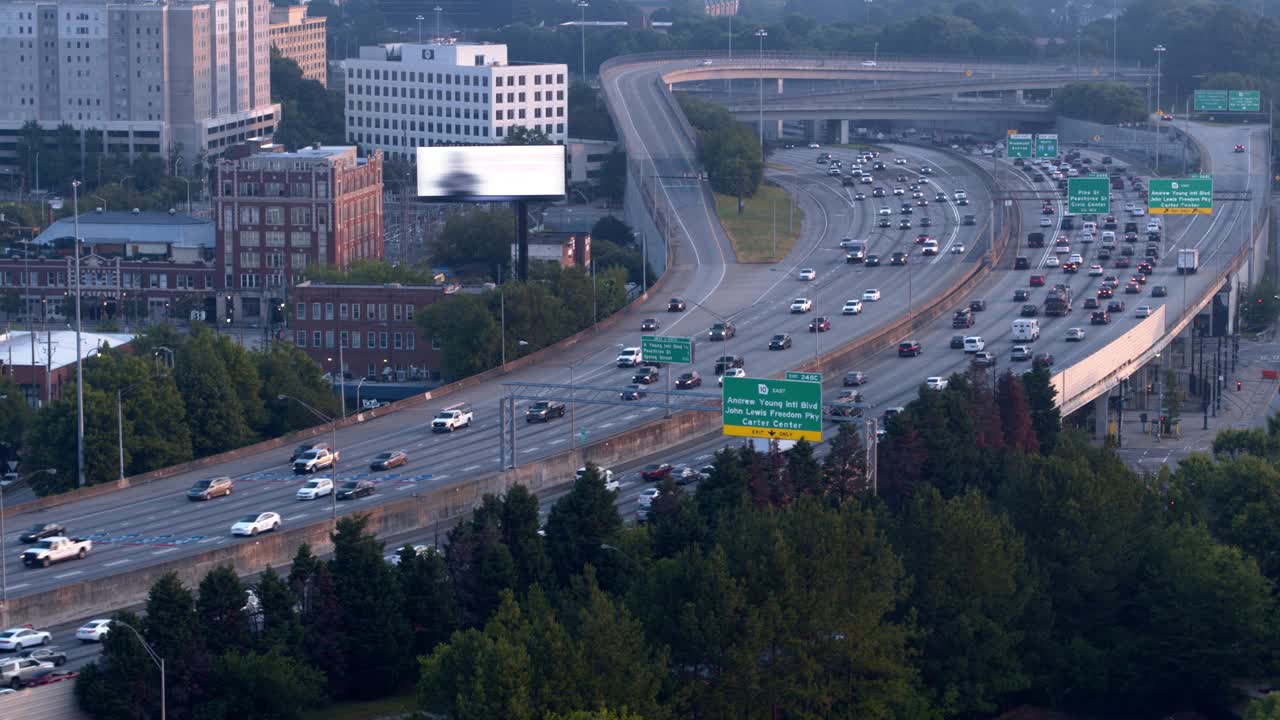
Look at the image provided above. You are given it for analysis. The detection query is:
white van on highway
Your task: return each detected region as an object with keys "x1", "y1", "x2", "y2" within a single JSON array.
[{"x1": 1012, "y1": 318, "x2": 1040, "y2": 342}]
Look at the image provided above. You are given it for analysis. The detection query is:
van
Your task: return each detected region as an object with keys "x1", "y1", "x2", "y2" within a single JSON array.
[
  {"x1": 1011, "y1": 318, "x2": 1040, "y2": 342},
  {"x1": 1082, "y1": 221, "x2": 1097, "y2": 234}
]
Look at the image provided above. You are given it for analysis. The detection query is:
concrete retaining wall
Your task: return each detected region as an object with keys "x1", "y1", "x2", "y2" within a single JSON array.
[{"x1": 0, "y1": 677, "x2": 89, "y2": 720}]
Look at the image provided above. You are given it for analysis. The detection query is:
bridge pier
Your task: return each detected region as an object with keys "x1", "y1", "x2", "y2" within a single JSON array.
[
  {"x1": 1015, "y1": 89, "x2": 1025, "y2": 104},
  {"x1": 777, "y1": 78, "x2": 784, "y2": 94},
  {"x1": 1094, "y1": 393, "x2": 1112, "y2": 440},
  {"x1": 839, "y1": 119, "x2": 849, "y2": 145}
]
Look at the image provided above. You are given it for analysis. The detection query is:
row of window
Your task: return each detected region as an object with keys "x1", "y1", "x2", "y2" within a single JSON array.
[
  {"x1": 0, "y1": 270, "x2": 206, "y2": 289},
  {"x1": 296, "y1": 329, "x2": 418, "y2": 351},
  {"x1": 348, "y1": 104, "x2": 492, "y2": 122},
  {"x1": 349, "y1": 67, "x2": 492, "y2": 86},
  {"x1": 348, "y1": 122, "x2": 564, "y2": 146},
  {"x1": 296, "y1": 301, "x2": 416, "y2": 323},
  {"x1": 348, "y1": 85, "x2": 489, "y2": 104}
]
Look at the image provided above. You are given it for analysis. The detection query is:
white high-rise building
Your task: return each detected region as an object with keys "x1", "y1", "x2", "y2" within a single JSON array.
[
  {"x1": 0, "y1": 0, "x2": 280, "y2": 169},
  {"x1": 343, "y1": 42, "x2": 568, "y2": 164}
]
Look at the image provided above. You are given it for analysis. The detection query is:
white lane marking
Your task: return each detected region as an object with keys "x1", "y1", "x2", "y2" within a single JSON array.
[
  {"x1": 7, "y1": 583, "x2": 29, "y2": 591},
  {"x1": 624, "y1": 414, "x2": 639, "y2": 420},
  {"x1": 432, "y1": 474, "x2": 449, "y2": 482},
  {"x1": 548, "y1": 439, "x2": 566, "y2": 445},
  {"x1": 55, "y1": 570, "x2": 84, "y2": 578},
  {"x1": 150, "y1": 548, "x2": 179, "y2": 556},
  {"x1": 600, "y1": 422, "x2": 615, "y2": 428},
  {"x1": 396, "y1": 485, "x2": 413, "y2": 491},
  {"x1": 462, "y1": 464, "x2": 480, "y2": 471},
  {"x1": 104, "y1": 559, "x2": 133, "y2": 567},
  {"x1": 287, "y1": 514, "x2": 311, "y2": 522},
  {"x1": 522, "y1": 446, "x2": 540, "y2": 453}
]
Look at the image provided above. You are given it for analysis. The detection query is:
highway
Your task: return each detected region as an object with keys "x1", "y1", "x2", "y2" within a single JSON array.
[{"x1": 0, "y1": 89, "x2": 994, "y2": 603}]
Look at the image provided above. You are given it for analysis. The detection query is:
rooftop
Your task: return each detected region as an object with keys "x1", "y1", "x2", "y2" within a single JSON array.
[
  {"x1": 0, "y1": 330, "x2": 136, "y2": 371},
  {"x1": 32, "y1": 211, "x2": 215, "y2": 248}
]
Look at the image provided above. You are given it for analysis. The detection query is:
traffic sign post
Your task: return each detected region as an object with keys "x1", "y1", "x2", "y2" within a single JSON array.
[
  {"x1": 1006, "y1": 134, "x2": 1033, "y2": 158},
  {"x1": 1148, "y1": 177, "x2": 1214, "y2": 215},
  {"x1": 1033, "y1": 133, "x2": 1058, "y2": 158},
  {"x1": 640, "y1": 335, "x2": 693, "y2": 364},
  {"x1": 722, "y1": 376, "x2": 823, "y2": 442},
  {"x1": 1229, "y1": 90, "x2": 1261, "y2": 112},
  {"x1": 1194, "y1": 89, "x2": 1228, "y2": 112},
  {"x1": 1067, "y1": 176, "x2": 1110, "y2": 215}
]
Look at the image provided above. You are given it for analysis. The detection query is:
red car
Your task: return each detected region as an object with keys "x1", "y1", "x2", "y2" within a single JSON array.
[
  {"x1": 640, "y1": 463, "x2": 673, "y2": 481},
  {"x1": 915, "y1": 234, "x2": 933, "y2": 244},
  {"x1": 1114, "y1": 257, "x2": 1132, "y2": 268},
  {"x1": 1029, "y1": 274, "x2": 1046, "y2": 287},
  {"x1": 808, "y1": 316, "x2": 831, "y2": 333}
]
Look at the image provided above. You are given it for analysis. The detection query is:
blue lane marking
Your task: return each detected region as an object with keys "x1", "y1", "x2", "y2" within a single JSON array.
[
  {"x1": 132, "y1": 534, "x2": 174, "y2": 546},
  {"x1": 168, "y1": 535, "x2": 206, "y2": 546}
]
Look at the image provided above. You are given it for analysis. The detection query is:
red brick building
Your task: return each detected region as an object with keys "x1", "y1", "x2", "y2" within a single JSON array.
[
  {"x1": 289, "y1": 281, "x2": 445, "y2": 382},
  {"x1": 214, "y1": 142, "x2": 384, "y2": 324}
]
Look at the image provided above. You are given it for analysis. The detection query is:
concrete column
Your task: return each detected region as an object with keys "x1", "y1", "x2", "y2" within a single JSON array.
[
  {"x1": 1227, "y1": 275, "x2": 1240, "y2": 338},
  {"x1": 839, "y1": 120, "x2": 849, "y2": 145},
  {"x1": 775, "y1": 119, "x2": 784, "y2": 138},
  {"x1": 803, "y1": 120, "x2": 816, "y2": 141},
  {"x1": 777, "y1": 78, "x2": 784, "y2": 94},
  {"x1": 1015, "y1": 89, "x2": 1025, "y2": 104},
  {"x1": 1094, "y1": 393, "x2": 1112, "y2": 439}
]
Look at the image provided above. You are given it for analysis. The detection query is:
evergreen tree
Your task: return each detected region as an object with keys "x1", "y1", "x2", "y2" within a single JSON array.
[
  {"x1": 400, "y1": 547, "x2": 459, "y2": 657},
  {"x1": 996, "y1": 370, "x2": 1039, "y2": 454},
  {"x1": 75, "y1": 611, "x2": 156, "y2": 720},
  {"x1": 821, "y1": 421, "x2": 869, "y2": 503},
  {"x1": 255, "y1": 566, "x2": 303, "y2": 656},
  {"x1": 1022, "y1": 366, "x2": 1061, "y2": 453},
  {"x1": 176, "y1": 331, "x2": 250, "y2": 455},
  {"x1": 203, "y1": 649, "x2": 326, "y2": 720},
  {"x1": 196, "y1": 564, "x2": 252, "y2": 656},
  {"x1": 329, "y1": 515, "x2": 412, "y2": 698},
  {"x1": 544, "y1": 465, "x2": 623, "y2": 586},
  {"x1": 447, "y1": 515, "x2": 518, "y2": 627},
  {"x1": 784, "y1": 438, "x2": 822, "y2": 497},
  {"x1": 143, "y1": 573, "x2": 211, "y2": 716},
  {"x1": 499, "y1": 483, "x2": 551, "y2": 590},
  {"x1": 695, "y1": 448, "x2": 750, "y2": 527},
  {"x1": 298, "y1": 562, "x2": 349, "y2": 696}
]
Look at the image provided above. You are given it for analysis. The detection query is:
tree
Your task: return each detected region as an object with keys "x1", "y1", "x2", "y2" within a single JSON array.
[
  {"x1": 204, "y1": 649, "x2": 326, "y2": 720},
  {"x1": 329, "y1": 515, "x2": 412, "y2": 698},
  {"x1": 568, "y1": 575, "x2": 667, "y2": 718},
  {"x1": 1022, "y1": 365, "x2": 1061, "y2": 454},
  {"x1": 544, "y1": 465, "x2": 624, "y2": 586},
  {"x1": 212, "y1": 333, "x2": 267, "y2": 435},
  {"x1": 893, "y1": 489, "x2": 1033, "y2": 715},
  {"x1": 271, "y1": 51, "x2": 345, "y2": 149},
  {"x1": 175, "y1": 331, "x2": 250, "y2": 456},
  {"x1": 784, "y1": 438, "x2": 822, "y2": 497},
  {"x1": 400, "y1": 547, "x2": 459, "y2": 656},
  {"x1": 1245, "y1": 696, "x2": 1280, "y2": 720},
  {"x1": 695, "y1": 447, "x2": 750, "y2": 527},
  {"x1": 76, "y1": 610, "x2": 159, "y2": 720},
  {"x1": 197, "y1": 564, "x2": 251, "y2": 656},
  {"x1": 0, "y1": 376, "x2": 31, "y2": 465},
  {"x1": 418, "y1": 594, "x2": 537, "y2": 720},
  {"x1": 1053, "y1": 82, "x2": 1147, "y2": 125},
  {"x1": 446, "y1": 511, "x2": 519, "y2": 628},
  {"x1": 143, "y1": 573, "x2": 211, "y2": 716},
  {"x1": 254, "y1": 566, "x2": 303, "y2": 655},
  {"x1": 433, "y1": 208, "x2": 515, "y2": 273},
  {"x1": 995, "y1": 370, "x2": 1039, "y2": 454},
  {"x1": 416, "y1": 294, "x2": 501, "y2": 380},
  {"x1": 590, "y1": 216, "x2": 634, "y2": 246},
  {"x1": 255, "y1": 342, "x2": 340, "y2": 438},
  {"x1": 821, "y1": 421, "x2": 869, "y2": 502},
  {"x1": 290, "y1": 546, "x2": 349, "y2": 695},
  {"x1": 503, "y1": 125, "x2": 553, "y2": 145}
]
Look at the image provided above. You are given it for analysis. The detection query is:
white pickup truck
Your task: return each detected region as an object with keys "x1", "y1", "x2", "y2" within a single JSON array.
[
  {"x1": 22, "y1": 536, "x2": 92, "y2": 568},
  {"x1": 293, "y1": 448, "x2": 339, "y2": 474},
  {"x1": 431, "y1": 404, "x2": 474, "y2": 433}
]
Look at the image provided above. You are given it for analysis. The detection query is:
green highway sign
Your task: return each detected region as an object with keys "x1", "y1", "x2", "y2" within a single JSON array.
[
  {"x1": 1033, "y1": 133, "x2": 1058, "y2": 158},
  {"x1": 722, "y1": 376, "x2": 823, "y2": 443},
  {"x1": 1229, "y1": 90, "x2": 1262, "y2": 112},
  {"x1": 1067, "y1": 177, "x2": 1110, "y2": 215},
  {"x1": 1194, "y1": 89, "x2": 1229, "y2": 112},
  {"x1": 641, "y1": 335, "x2": 693, "y2": 364},
  {"x1": 785, "y1": 371, "x2": 822, "y2": 383},
  {"x1": 1006, "y1": 134, "x2": 1033, "y2": 158},
  {"x1": 1148, "y1": 177, "x2": 1214, "y2": 215}
]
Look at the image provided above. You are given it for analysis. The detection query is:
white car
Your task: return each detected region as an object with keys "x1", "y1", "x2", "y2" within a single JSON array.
[
  {"x1": 808, "y1": 142, "x2": 821, "y2": 149},
  {"x1": 1065, "y1": 327, "x2": 1087, "y2": 341},
  {"x1": 637, "y1": 487, "x2": 661, "y2": 507},
  {"x1": 893, "y1": 187, "x2": 905, "y2": 195},
  {"x1": 1068, "y1": 253, "x2": 1083, "y2": 265},
  {"x1": 1135, "y1": 305, "x2": 1153, "y2": 318},
  {"x1": 894, "y1": 157, "x2": 908, "y2": 164},
  {"x1": 0, "y1": 628, "x2": 51, "y2": 651},
  {"x1": 861, "y1": 60, "x2": 878, "y2": 67},
  {"x1": 231, "y1": 511, "x2": 282, "y2": 537},
  {"x1": 1054, "y1": 243, "x2": 1070, "y2": 255},
  {"x1": 296, "y1": 477, "x2": 333, "y2": 501},
  {"x1": 1132, "y1": 206, "x2": 1146, "y2": 216},
  {"x1": 1089, "y1": 264, "x2": 1104, "y2": 276},
  {"x1": 862, "y1": 289, "x2": 881, "y2": 302},
  {"x1": 798, "y1": 268, "x2": 817, "y2": 281},
  {"x1": 1146, "y1": 220, "x2": 1161, "y2": 233},
  {"x1": 842, "y1": 299, "x2": 863, "y2": 315},
  {"x1": 718, "y1": 367, "x2": 745, "y2": 386},
  {"x1": 878, "y1": 207, "x2": 892, "y2": 216},
  {"x1": 925, "y1": 377, "x2": 948, "y2": 391},
  {"x1": 921, "y1": 240, "x2": 939, "y2": 255},
  {"x1": 385, "y1": 544, "x2": 434, "y2": 565},
  {"x1": 616, "y1": 347, "x2": 643, "y2": 367},
  {"x1": 790, "y1": 297, "x2": 813, "y2": 313},
  {"x1": 577, "y1": 466, "x2": 619, "y2": 491},
  {"x1": 1039, "y1": 217, "x2": 1052, "y2": 227},
  {"x1": 76, "y1": 619, "x2": 112, "y2": 643},
  {"x1": 950, "y1": 243, "x2": 966, "y2": 254},
  {"x1": 1124, "y1": 201, "x2": 1136, "y2": 212},
  {"x1": 1045, "y1": 256, "x2": 1060, "y2": 268},
  {"x1": 963, "y1": 336, "x2": 985, "y2": 353}
]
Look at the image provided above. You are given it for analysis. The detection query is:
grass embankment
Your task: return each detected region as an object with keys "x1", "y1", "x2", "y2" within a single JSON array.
[
  {"x1": 715, "y1": 182, "x2": 805, "y2": 263},
  {"x1": 302, "y1": 691, "x2": 416, "y2": 720}
]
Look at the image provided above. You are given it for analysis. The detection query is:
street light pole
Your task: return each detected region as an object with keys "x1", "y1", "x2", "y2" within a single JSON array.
[
  {"x1": 755, "y1": 29, "x2": 767, "y2": 151},
  {"x1": 578, "y1": 1, "x2": 589, "y2": 80},
  {"x1": 1112, "y1": 0, "x2": 1119, "y2": 79},
  {"x1": 416, "y1": 14, "x2": 425, "y2": 43},
  {"x1": 72, "y1": 179, "x2": 85, "y2": 488},
  {"x1": 1153, "y1": 44, "x2": 1166, "y2": 174},
  {"x1": 278, "y1": 394, "x2": 339, "y2": 523},
  {"x1": 433, "y1": 5, "x2": 442, "y2": 41},
  {"x1": 115, "y1": 621, "x2": 165, "y2": 720}
]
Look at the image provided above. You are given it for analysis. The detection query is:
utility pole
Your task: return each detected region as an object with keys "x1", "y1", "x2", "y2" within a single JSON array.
[
  {"x1": 72, "y1": 180, "x2": 85, "y2": 488},
  {"x1": 1153, "y1": 44, "x2": 1166, "y2": 174},
  {"x1": 755, "y1": 28, "x2": 767, "y2": 151}
]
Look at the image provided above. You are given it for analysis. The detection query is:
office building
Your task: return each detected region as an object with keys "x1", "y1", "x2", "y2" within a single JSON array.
[
  {"x1": 290, "y1": 280, "x2": 443, "y2": 382},
  {"x1": 213, "y1": 141, "x2": 383, "y2": 323},
  {"x1": 0, "y1": 0, "x2": 280, "y2": 168},
  {"x1": 269, "y1": 4, "x2": 327, "y2": 87},
  {"x1": 343, "y1": 42, "x2": 568, "y2": 163}
]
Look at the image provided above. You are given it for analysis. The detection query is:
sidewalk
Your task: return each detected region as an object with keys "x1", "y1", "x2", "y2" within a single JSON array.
[{"x1": 1113, "y1": 337, "x2": 1280, "y2": 469}]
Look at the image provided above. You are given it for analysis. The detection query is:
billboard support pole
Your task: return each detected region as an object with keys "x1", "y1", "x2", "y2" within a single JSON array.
[{"x1": 516, "y1": 199, "x2": 529, "y2": 281}]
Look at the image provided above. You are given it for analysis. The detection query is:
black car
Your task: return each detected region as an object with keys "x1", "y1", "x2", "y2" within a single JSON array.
[
  {"x1": 1152, "y1": 285, "x2": 1168, "y2": 297},
  {"x1": 714, "y1": 355, "x2": 744, "y2": 374},
  {"x1": 962, "y1": 214, "x2": 976, "y2": 226},
  {"x1": 768, "y1": 333, "x2": 793, "y2": 350},
  {"x1": 898, "y1": 341, "x2": 923, "y2": 357},
  {"x1": 865, "y1": 254, "x2": 881, "y2": 267},
  {"x1": 632, "y1": 366, "x2": 660, "y2": 384},
  {"x1": 900, "y1": 204, "x2": 913, "y2": 214},
  {"x1": 1013, "y1": 289, "x2": 1030, "y2": 302},
  {"x1": 1033, "y1": 353, "x2": 1055, "y2": 368},
  {"x1": 950, "y1": 335, "x2": 966, "y2": 349},
  {"x1": 621, "y1": 385, "x2": 647, "y2": 401},
  {"x1": 20, "y1": 523, "x2": 65, "y2": 543},
  {"x1": 675, "y1": 371, "x2": 702, "y2": 389},
  {"x1": 525, "y1": 400, "x2": 567, "y2": 422},
  {"x1": 898, "y1": 219, "x2": 912, "y2": 230},
  {"x1": 370, "y1": 450, "x2": 409, "y2": 469},
  {"x1": 1108, "y1": 300, "x2": 1126, "y2": 313},
  {"x1": 1083, "y1": 297, "x2": 1100, "y2": 309},
  {"x1": 667, "y1": 298, "x2": 686, "y2": 312},
  {"x1": 708, "y1": 321, "x2": 735, "y2": 340},
  {"x1": 890, "y1": 251, "x2": 907, "y2": 266},
  {"x1": 640, "y1": 318, "x2": 660, "y2": 331},
  {"x1": 878, "y1": 218, "x2": 892, "y2": 228},
  {"x1": 969, "y1": 299, "x2": 987, "y2": 312},
  {"x1": 1091, "y1": 311, "x2": 1111, "y2": 325},
  {"x1": 809, "y1": 316, "x2": 831, "y2": 332},
  {"x1": 337, "y1": 480, "x2": 376, "y2": 500},
  {"x1": 919, "y1": 216, "x2": 933, "y2": 227},
  {"x1": 843, "y1": 371, "x2": 868, "y2": 386},
  {"x1": 1020, "y1": 304, "x2": 1040, "y2": 317},
  {"x1": 1014, "y1": 256, "x2": 1030, "y2": 270}
]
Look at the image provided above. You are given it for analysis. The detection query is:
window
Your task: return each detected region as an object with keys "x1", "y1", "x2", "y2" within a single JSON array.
[
  {"x1": 295, "y1": 330, "x2": 306, "y2": 347},
  {"x1": 367, "y1": 303, "x2": 376, "y2": 320},
  {"x1": 311, "y1": 302, "x2": 321, "y2": 320},
  {"x1": 340, "y1": 330, "x2": 349, "y2": 348},
  {"x1": 313, "y1": 331, "x2": 322, "y2": 347},
  {"x1": 339, "y1": 303, "x2": 349, "y2": 320},
  {"x1": 290, "y1": 207, "x2": 312, "y2": 225},
  {"x1": 393, "y1": 304, "x2": 402, "y2": 321},
  {"x1": 431, "y1": 335, "x2": 441, "y2": 350},
  {"x1": 350, "y1": 331, "x2": 361, "y2": 349},
  {"x1": 325, "y1": 330, "x2": 334, "y2": 348},
  {"x1": 393, "y1": 332, "x2": 403, "y2": 350},
  {"x1": 239, "y1": 230, "x2": 261, "y2": 246},
  {"x1": 265, "y1": 207, "x2": 284, "y2": 225},
  {"x1": 378, "y1": 303, "x2": 387, "y2": 320},
  {"x1": 405, "y1": 304, "x2": 414, "y2": 321},
  {"x1": 239, "y1": 207, "x2": 260, "y2": 224},
  {"x1": 407, "y1": 332, "x2": 416, "y2": 350},
  {"x1": 352, "y1": 303, "x2": 361, "y2": 321},
  {"x1": 367, "y1": 331, "x2": 376, "y2": 348},
  {"x1": 265, "y1": 231, "x2": 285, "y2": 246},
  {"x1": 379, "y1": 332, "x2": 388, "y2": 349},
  {"x1": 324, "y1": 302, "x2": 334, "y2": 320}
]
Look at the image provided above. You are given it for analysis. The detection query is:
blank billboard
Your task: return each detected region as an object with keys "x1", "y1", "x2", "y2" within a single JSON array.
[{"x1": 416, "y1": 145, "x2": 565, "y2": 201}]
